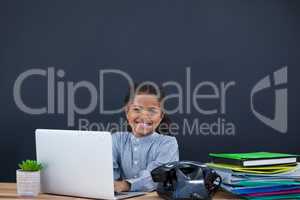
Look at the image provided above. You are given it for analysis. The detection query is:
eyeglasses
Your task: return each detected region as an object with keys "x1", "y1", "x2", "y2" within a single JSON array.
[{"x1": 128, "y1": 105, "x2": 162, "y2": 117}]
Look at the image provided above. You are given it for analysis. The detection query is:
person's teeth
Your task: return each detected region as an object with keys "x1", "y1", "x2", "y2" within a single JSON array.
[{"x1": 137, "y1": 122, "x2": 150, "y2": 127}]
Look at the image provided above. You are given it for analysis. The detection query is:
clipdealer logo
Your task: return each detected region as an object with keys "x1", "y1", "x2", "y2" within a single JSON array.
[
  {"x1": 250, "y1": 67, "x2": 288, "y2": 133},
  {"x1": 12, "y1": 67, "x2": 236, "y2": 136},
  {"x1": 12, "y1": 66, "x2": 288, "y2": 135}
]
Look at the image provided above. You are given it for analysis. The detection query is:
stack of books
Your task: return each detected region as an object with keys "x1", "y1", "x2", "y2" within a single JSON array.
[{"x1": 207, "y1": 152, "x2": 300, "y2": 199}]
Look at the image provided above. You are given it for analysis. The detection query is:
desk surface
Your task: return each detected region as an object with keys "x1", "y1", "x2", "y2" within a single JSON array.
[{"x1": 0, "y1": 183, "x2": 239, "y2": 199}]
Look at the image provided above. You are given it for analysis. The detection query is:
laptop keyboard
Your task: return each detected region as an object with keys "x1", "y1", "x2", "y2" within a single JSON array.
[{"x1": 115, "y1": 191, "x2": 128, "y2": 196}]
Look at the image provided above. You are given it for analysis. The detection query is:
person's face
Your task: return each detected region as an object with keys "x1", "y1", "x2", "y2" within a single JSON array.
[{"x1": 126, "y1": 94, "x2": 163, "y2": 137}]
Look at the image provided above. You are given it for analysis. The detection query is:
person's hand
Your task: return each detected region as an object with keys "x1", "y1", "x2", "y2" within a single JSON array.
[{"x1": 114, "y1": 180, "x2": 131, "y2": 192}]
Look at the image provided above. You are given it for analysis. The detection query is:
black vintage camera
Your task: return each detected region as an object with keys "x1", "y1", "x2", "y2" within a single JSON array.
[{"x1": 151, "y1": 161, "x2": 221, "y2": 200}]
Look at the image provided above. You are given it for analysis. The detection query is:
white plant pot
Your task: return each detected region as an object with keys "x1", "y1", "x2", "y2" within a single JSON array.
[{"x1": 16, "y1": 169, "x2": 41, "y2": 197}]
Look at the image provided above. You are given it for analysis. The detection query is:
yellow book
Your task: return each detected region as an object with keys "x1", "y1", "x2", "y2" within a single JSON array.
[{"x1": 206, "y1": 162, "x2": 297, "y2": 174}]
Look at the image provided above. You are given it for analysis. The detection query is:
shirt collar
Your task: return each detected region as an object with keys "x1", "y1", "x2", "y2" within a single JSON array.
[{"x1": 130, "y1": 131, "x2": 159, "y2": 143}]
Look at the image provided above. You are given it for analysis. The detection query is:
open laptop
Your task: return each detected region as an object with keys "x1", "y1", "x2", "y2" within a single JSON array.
[{"x1": 35, "y1": 129, "x2": 145, "y2": 200}]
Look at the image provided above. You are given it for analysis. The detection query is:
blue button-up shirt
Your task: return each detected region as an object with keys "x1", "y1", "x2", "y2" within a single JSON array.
[{"x1": 112, "y1": 131, "x2": 179, "y2": 192}]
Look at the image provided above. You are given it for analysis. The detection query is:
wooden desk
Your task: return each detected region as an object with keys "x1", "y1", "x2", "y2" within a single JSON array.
[{"x1": 0, "y1": 183, "x2": 239, "y2": 199}]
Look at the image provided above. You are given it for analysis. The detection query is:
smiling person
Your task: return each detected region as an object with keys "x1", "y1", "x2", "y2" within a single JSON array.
[{"x1": 112, "y1": 83, "x2": 179, "y2": 192}]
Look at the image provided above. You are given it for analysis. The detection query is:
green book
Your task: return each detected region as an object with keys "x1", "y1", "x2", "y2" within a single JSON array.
[
  {"x1": 209, "y1": 152, "x2": 298, "y2": 167},
  {"x1": 245, "y1": 194, "x2": 300, "y2": 200}
]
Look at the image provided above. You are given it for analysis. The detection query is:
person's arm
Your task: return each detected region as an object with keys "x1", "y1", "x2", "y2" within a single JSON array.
[
  {"x1": 113, "y1": 133, "x2": 132, "y2": 192},
  {"x1": 126, "y1": 137, "x2": 179, "y2": 192},
  {"x1": 112, "y1": 133, "x2": 121, "y2": 180}
]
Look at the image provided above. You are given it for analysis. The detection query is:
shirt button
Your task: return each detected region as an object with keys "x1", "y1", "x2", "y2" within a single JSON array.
[
  {"x1": 134, "y1": 161, "x2": 138, "y2": 165},
  {"x1": 134, "y1": 147, "x2": 138, "y2": 151}
]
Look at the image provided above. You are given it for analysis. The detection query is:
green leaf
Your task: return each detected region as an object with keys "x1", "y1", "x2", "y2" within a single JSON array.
[{"x1": 18, "y1": 160, "x2": 43, "y2": 171}]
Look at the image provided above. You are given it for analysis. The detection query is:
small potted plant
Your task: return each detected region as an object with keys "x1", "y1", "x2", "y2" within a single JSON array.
[{"x1": 16, "y1": 160, "x2": 43, "y2": 197}]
